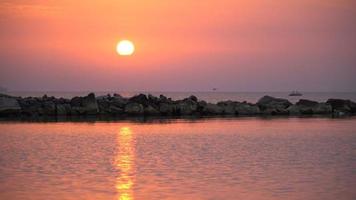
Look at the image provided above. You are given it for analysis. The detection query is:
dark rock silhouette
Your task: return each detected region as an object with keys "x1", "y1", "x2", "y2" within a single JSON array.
[{"x1": 1, "y1": 93, "x2": 355, "y2": 118}]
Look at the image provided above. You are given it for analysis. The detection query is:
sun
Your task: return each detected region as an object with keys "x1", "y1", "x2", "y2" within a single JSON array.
[{"x1": 116, "y1": 40, "x2": 135, "y2": 56}]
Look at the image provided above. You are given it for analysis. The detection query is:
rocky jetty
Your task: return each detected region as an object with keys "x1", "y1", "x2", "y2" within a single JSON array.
[{"x1": 0, "y1": 93, "x2": 355, "y2": 118}]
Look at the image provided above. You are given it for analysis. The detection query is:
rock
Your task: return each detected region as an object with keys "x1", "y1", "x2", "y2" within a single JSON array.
[
  {"x1": 287, "y1": 105, "x2": 301, "y2": 115},
  {"x1": 109, "y1": 105, "x2": 124, "y2": 114},
  {"x1": 96, "y1": 94, "x2": 111, "y2": 100},
  {"x1": 97, "y1": 98, "x2": 110, "y2": 114},
  {"x1": 111, "y1": 96, "x2": 128, "y2": 108},
  {"x1": 177, "y1": 100, "x2": 198, "y2": 115},
  {"x1": 287, "y1": 100, "x2": 332, "y2": 115},
  {"x1": 148, "y1": 94, "x2": 160, "y2": 106},
  {"x1": 42, "y1": 101, "x2": 56, "y2": 115},
  {"x1": 124, "y1": 103, "x2": 144, "y2": 115},
  {"x1": 257, "y1": 96, "x2": 292, "y2": 115},
  {"x1": 71, "y1": 107, "x2": 87, "y2": 115},
  {"x1": 217, "y1": 101, "x2": 238, "y2": 115},
  {"x1": 186, "y1": 95, "x2": 198, "y2": 102},
  {"x1": 81, "y1": 93, "x2": 99, "y2": 115},
  {"x1": 159, "y1": 103, "x2": 175, "y2": 115},
  {"x1": 113, "y1": 93, "x2": 123, "y2": 98},
  {"x1": 257, "y1": 96, "x2": 292, "y2": 108},
  {"x1": 145, "y1": 105, "x2": 160, "y2": 115},
  {"x1": 56, "y1": 104, "x2": 68, "y2": 115},
  {"x1": 197, "y1": 100, "x2": 208, "y2": 112},
  {"x1": 326, "y1": 99, "x2": 356, "y2": 114},
  {"x1": 70, "y1": 97, "x2": 82, "y2": 107},
  {"x1": 296, "y1": 99, "x2": 319, "y2": 107},
  {"x1": 235, "y1": 103, "x2": 260, "y2": 115},
  {"x1": 18, "y1": 97, "x2": 43, "y2": 116},
  {"x1": 0, "y1": 96, "x2": 21, "y2": 115},
  {"x1": 202, "y1": 103, "x2": 224, "y2": 115},
  {"x1": 312, "y1": 103, "x2": 332, "y2": 114},
  {"x1": 129, "y1": 94, "x2": 149, "y2": 106},
  {"x1": 159, "y1": 95, "x2": 172, "y2": 104}
]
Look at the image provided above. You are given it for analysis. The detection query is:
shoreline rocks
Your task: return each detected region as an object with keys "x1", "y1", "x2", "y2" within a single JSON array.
[{"x1": 1, "y1": 93, "x2": 356, "y2": 118}]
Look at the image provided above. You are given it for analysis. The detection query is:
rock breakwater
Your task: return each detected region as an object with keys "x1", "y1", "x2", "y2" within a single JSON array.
[{"x1": 1, "y1": 93, "x2": 355, "y2": 118}]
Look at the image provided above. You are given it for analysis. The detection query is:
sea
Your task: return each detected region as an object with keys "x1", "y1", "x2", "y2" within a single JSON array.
[{"x1": 0, "y1": 92, "x2": 356, "y2": 200}]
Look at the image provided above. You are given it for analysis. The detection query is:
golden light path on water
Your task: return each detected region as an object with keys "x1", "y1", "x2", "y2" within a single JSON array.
[{"x1": 115, "y1": 127, "x2": 135, "y2": 200}]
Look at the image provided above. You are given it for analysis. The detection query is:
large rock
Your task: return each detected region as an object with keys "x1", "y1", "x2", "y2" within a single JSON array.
[
  {"x1": 202, "y1": 103, "x2": 224, "y2": 115},
  {"x1": 257, "y1": 96, "x2": 292, "y2": 115},
  {"x1": 129, "y1": 94, "x2": 149, "y2": 106},
  {"x1": 56, "y1": 104, "x2": 71, "y2": 115},
  {"x1": 144, "y1": 105, "x2": 160, "y2": 115},
  {"x1": 18, "y1": 97, "x2": 42, "y2": 116},
  {"x1": 287, "y1": 99, "x2": 332, "y2": 115},
  {"x1": 159, "y1": 103, "x2": 176, "y2": 115},
  {"x1": 109, "y1": 105, "x2": 124, "y2": 115},
  {"x1": 148, "y1": 94, "x2": 160, "y2": 106},
  {"x1": 110, "y1": 96, "x2": 128, "y2": 108},
  {"x1": 0, "y1": 96, "x2": 21, "y2": 115},
  {"x1": 42, "y1": 101, "x2": 56, "y2": 115},
  {"x1": 70, "y1": 96, "x2": 82, "y2": 107},
  {"x1": 235, "y1": 103, "x2": 260, "y2": 115},
  {"x1": 70, "y1": 93, "x2": 98, "y2": 115},
  {"x1": 326, "y1": 99, "x2": 356, "y2": 114},
  {"x1": 312, "y1": 103, "x2": 332, "y2": 114},
  {"x1": 217, "y1": 101, "x2": 238, "y2": 115},
  {"x1": 124, "y1": 103, "x2": 144, "y2": 115},
  {"x1": 177, "y1": 100, "x2": 198, "y2": 115},
  {"x1": 81, "y1": 93, "x2": 99, "y2": 115}
]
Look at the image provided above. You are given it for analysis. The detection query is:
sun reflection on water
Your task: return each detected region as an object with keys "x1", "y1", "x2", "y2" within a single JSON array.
[{"x1": 115, "y1": 127, "x2": 135, "y2": 200}]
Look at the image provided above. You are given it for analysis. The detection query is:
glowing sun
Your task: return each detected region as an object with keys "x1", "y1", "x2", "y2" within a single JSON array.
[{"x1": 116, "y1": 40, "x2": 135, "y2": 56}]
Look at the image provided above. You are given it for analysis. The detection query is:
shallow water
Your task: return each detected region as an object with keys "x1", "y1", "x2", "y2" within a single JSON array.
[{"x1": 0, "y1": 117, "x2": 355, "y2": 200}]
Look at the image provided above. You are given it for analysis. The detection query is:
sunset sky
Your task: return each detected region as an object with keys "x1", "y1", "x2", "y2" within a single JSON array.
[{"x1": 0, "y1": 0, "x2": 355, "y2": 92}]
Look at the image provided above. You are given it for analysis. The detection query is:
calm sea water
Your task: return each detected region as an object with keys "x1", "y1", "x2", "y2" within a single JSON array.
[
  {"x1": 7, "y1": 91, "x2": 356, "y2": 103},
  {"x1": 0, "y1": 117, "x2": 355, "y2": 200}
]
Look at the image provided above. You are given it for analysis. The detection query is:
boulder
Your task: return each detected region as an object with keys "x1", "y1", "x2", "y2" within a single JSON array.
[
  {"x1": 312, "y1": 103, "x2": 332, "y2": 114},
  {"x1": 184, "y1": 95, "x2": 198, "y2": 102},
  {"x1": 42, "y1": 101, "x2": 56, "y2": 115},
  {"x1": 287, "y1": 105, "x2": 301, "y2": 115},
  {"x1": 257, "y1": 96, "x2": 292, "y2": 115},
  {"x1": 287, "y1": 100, "x2": 332, "y2": 115},
  {"x1": 197, "y1": 100, "x2": 208, "y2": 112},
  {"x1": 148, "y1": 94, "x2": 160, "y2": 106},
  {"x1": 56, "y1": 104, "x2": 70, "y2": 115},
  {"x1": 235, "y1": 103, "x2": 260, "y2": 115},
  {"x1": 124, "y1": 103, "x2": 144, "y2": 115},
  {"x1": 97, "y1": 98, "x2": 111, "y2": 114},
  {"x1": 70, "y1": 96, "x2": 82, "y2": 107},
  {"x1": 296, "y1": 99, "x2": 318, "y2": 107},
  {"x1": 129, "y1": 94, "x2": 149, "y2": 106},
  {"x1": 109, "y1": 105, "x2": 124, "y2": 114},
  {"x1": 18, "y1": 97, "x2": 42, "y2": 116},
  {"x1": 159, "y1": 103, "x2": 175, "y2": 115},
  {"x1": 202, "y1": 103, "x2": 224, "y2": 115},
  {"x1": 326, "y1": 99, "x2": 356, "y2": 114},
  {"x1": 159, "y1": 95, "x2": 169, "y2": 103},
  {"x1": 177, "y1": 100, "x2": 198, "y2": 115},
  {"x1": 217, "y1": 101, "x2": 238, "y2": 115},
  {"x1": 110, "y1": 96, "x2": 128, "y2": 108},
  {"x1": 0, "y1": 96, "x2": 21, "y2": 115},
  {"x1": 144, "y1": 105, "x2": 160, "y2": 115},
  {"x1": 81, "y1": 93, "x2": 99, "y2": 115}
]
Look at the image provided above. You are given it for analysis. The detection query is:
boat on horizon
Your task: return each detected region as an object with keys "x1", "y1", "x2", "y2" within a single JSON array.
[{"x1": 289, "y1": 91, "x2": 302, "y2": 96}]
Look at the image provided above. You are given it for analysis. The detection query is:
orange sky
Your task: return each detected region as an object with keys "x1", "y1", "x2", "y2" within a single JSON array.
[{"x1": 0, "y1": 0, "x2": 355, "y2": 91}]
